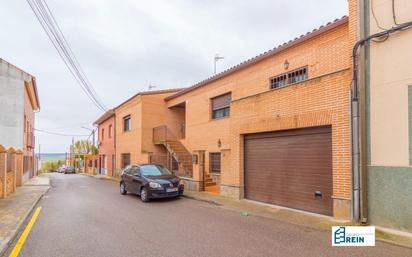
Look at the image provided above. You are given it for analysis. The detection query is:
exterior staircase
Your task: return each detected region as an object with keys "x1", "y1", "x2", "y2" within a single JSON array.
[
  {"x1": 204, "y1": 174, "x2": 219, "y2": 194},
  {"x1": 164, "y1": 140, "x2": 193, "y2": 177},
  {"x1": 204, "y1": 174, "x2": 216, "y2": 187},
  {"x1": 153, "y1": 126, "x2": 193, "y2": 177}
]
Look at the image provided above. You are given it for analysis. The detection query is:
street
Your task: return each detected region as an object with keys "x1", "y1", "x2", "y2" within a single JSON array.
[{"x1": 5, "y1": 173, "x2": 412, "y2": 257}]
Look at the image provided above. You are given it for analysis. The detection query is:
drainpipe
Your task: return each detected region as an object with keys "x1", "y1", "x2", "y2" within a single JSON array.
[{"x1": 351, "y1": 20, "x2": 412, "y2": 222}]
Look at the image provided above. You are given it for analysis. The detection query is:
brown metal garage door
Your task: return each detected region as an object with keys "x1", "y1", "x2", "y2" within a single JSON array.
[{"x1": 244, "y1": 126, "x2": 333, "y2": 216}]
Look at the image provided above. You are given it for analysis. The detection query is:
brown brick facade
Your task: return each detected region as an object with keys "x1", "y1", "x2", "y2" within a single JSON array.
[
  {"x1": 98, "y1": 13, "x2": 355, "y2": 220},
  {"x1": 164, "y1": 18, "x2": 352, "y2": 219}
]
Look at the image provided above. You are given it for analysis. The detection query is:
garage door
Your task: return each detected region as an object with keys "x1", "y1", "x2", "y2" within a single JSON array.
[{"x1": 244, "y1": 126, "x2": 333, "y2": 216}]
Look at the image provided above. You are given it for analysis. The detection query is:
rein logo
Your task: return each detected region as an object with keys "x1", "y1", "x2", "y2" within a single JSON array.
[{"x1": 332, "y1": 226, "x2": 375, "y2": 246}]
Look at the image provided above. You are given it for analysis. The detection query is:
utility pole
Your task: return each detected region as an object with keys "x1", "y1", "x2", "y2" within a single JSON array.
[
  {"x1": 38, "y1": 144, "x2": 41, "y2": 175},
  {"x1": 214, "y1": 54, "x2": 224, "y2": 74},
  {"x1": 71, "y1": 137, "x2": 74, "y2": 168},
  {"x1": 92, "y1": 129, "x2": 95, "y2": 148},
  {"x1": 81, "y1": 126, "x2": 95, "y2": 147}
]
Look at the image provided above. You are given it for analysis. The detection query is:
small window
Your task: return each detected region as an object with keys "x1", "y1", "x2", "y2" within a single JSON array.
[
  {"x1": 109, "y1": 125, "x2": 113, "y2": 138},
  {"x1": 101, "y1": 128, "x2": 105, "y2": 140},
  {"x1": 270, "y1": 67, "x2": 308, "y2": 89},
  {"x1": 121, "y1": 153, "x2": 131, "y2": 168},
  {"x1": 211, "y1": 93, "x2": 231, "y2": 120},
  {"x1": 210, "y1": 153, "x2": 221, "y2": 173},
  {"x1": 123, "y1": 115, "x2": 131, "y2": 132}
]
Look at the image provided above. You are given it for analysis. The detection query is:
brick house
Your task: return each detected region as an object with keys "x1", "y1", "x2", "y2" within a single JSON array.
[
  {"x1": 94, "y1": 110, "x2": 115, "y2": 176},
  {"x1": 0, "y1": 58, "x2": 40, "y2": 185},
  {"x1": 113, "y1": 89, "x2": 183, "y2": 175},
  {"x1": 96, "y1": 5, "x2": 359, "y2": 220},
  {"x1": 154, "y1": 16, "x2": 355, "y2": 220}
]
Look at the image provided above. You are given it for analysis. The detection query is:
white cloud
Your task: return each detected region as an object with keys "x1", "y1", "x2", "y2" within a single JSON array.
[{"x1": 0, "y1": 0, "x2": 347, "y2": 152}]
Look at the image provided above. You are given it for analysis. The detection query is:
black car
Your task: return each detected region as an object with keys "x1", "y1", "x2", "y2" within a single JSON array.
[
  {"x1": 120, "y1": 164, "x2": 184, "y2": 202},
  {"x1": 64, "y1": 166, "x2": 75, "y2": 174}
]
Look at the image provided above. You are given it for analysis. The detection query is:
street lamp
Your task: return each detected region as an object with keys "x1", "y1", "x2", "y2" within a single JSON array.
[
  {"x1": 81, "y1": 126, "x2": 95, "y2": 147},
  {"x1": 214, "y1": 54, "x2": 224, "y2": 74}
]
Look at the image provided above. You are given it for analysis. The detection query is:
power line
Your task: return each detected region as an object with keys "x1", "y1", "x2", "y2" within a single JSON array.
[
  {"x1": 34, "y1": 128, "x2": 90, "y2": 137},
  {"x1": 30, "y1": 0, "x2": 106, "y2": 111},
  {"x1": 26, "y1": 0, "x2": 107, "y2": 112}
]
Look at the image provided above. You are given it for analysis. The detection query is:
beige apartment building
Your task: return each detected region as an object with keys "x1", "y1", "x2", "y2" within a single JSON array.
[
  {"x1": 0, "y1": 58, "x2": 40, "y2": 185},
  {"x1": 356, "y1": 0, "x2": 412, "y2": 232}
]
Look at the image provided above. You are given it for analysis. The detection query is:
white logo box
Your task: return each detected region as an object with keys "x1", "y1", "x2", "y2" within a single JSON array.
[{"x1": 332, "y1": 226, "x2": 375, "y2": 246}]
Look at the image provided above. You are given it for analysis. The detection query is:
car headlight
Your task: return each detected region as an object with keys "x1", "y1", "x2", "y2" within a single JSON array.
[{"x1": 149, "y1": 182, "x2": 162, "y2": 189}]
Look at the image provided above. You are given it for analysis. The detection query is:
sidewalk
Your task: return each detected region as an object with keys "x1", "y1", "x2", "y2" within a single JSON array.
[
  {"x1": 183, "y1": 190, "x2": 412, "y2": 248},
  {"x1": 0, "y1": 175, "x2": 50, "y2": 256}
]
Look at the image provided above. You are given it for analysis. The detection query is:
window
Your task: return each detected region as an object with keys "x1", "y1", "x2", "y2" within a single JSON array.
[
  {"x1": 140, "y1": 165, "x2": 171, "y2": 176},
  {"x1": 121, "y1": 153, "x2": 131, "y2": 168},
  {"x1": 270, "y1": 67, "x2": 308, "y2": 89},
  {"x1": 123, "y1": 115, "x2": 131, "y2": 132},
  {"x1": 210, "y1": 153, "x2": 221, "y2": 173},
  {"x1": 109, "y1": 125, "x2": 113, "y2": 138},
  {"x1": 211, "y1": 93, "x2": 231, "y2": 120},
  {"x1": 101, "y1": 128, "x2": 105, "y2": 140}
]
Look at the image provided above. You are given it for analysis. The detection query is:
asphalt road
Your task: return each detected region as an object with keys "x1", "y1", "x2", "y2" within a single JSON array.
[{"x1": 5, "y1": 173, "x2": 412, "y2": 257}]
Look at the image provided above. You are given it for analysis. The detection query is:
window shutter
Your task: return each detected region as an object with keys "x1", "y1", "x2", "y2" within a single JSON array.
[{"x1": 211, "y1": 93, "x2": 231, "y2": 110}]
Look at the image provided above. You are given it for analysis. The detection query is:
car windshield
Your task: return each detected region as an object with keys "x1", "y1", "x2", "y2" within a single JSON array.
[{"x1": 140, "y1": 165, "x2": 171, "y2": 176}]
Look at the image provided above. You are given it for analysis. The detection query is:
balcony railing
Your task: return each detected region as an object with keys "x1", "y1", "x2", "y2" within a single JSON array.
[
  {"x1": 149, "y1": 153, "x2": 192, "y2": 178},
  {"x1": 153, "y1": 125, "x2": 178, "y2": 144}
]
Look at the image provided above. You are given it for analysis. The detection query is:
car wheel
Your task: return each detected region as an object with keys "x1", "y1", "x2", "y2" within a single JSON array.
[
  {"x1": 140, "y1": 187, "x2": 149, "y2": 202},
  {"x1": 120, "y1": 182, "x2": 127, "y2": 195}
]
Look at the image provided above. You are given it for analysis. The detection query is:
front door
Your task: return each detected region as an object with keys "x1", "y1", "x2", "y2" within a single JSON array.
[{"x1": 101, "y1": 155, "x2": 107, "y2": 175}]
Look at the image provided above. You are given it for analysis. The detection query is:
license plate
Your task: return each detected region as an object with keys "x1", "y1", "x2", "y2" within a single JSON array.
[{"x1": 166, "y1": 188, "x2": 178, "y2": 193}]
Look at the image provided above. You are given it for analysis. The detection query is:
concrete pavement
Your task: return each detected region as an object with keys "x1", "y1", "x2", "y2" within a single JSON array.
[
  {"x1": 0, "y1": 176, "x2": 50, "y2": 256},
  {"x1": 3, "y1": 173, "x2": 412, "y2": 257}
]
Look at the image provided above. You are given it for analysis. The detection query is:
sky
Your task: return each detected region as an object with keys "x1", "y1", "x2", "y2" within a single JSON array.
[{"x1": 0, "y1": 0, "x2": 347, "y2": 153}]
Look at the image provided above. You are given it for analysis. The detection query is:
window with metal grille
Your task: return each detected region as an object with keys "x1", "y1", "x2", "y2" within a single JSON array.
[
  {"x1": 121, "y1": 153, "x2": 131, "y2": 168},
  {"x1": 270, "y1": 67, "x2": 308, "y2": 89},
  {"x1": 101, "y1": 128, "x2": 105, "y2": 140},
  {"x1": 123, "y1": 115, "x2": 131, "y2": 132},
  {"x1": 211, "y1": 93, "x2": 231, "y2": 120},
  {"x1": 210, "y1": 152, "x2": 221, "y2": 173}
]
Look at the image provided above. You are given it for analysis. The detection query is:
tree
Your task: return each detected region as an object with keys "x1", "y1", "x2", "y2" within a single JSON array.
[{"x1": 73, "y1": 140, "x2": 96, "y2": 155}]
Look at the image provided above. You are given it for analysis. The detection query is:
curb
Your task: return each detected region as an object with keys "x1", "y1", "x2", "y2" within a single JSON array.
[
  {"x1": 376, "y1": 237, "x2": 412, "y2": 250},
  {"x1": 79, "y1": 173, "x2": 120, "y2": 183},
  {"x1": 182, "y1": 194, "x2": 222, "y2": 206},
  {"x1": 0, "y1": 186, "x2": 50, "y2": 257},
  {"x1": 182, "y1": 192, "x2": 412, "y2": 249}
]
